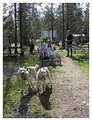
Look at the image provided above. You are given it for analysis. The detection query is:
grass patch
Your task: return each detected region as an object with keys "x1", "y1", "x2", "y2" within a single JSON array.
[
  {"x1": 72, "y1": 52, "x2": 89, "y2": 73},
  {"x1": 48, "y1": 66, "x2": 56, "y2": 72},
  {"x1": 74, "y1": 60, "x2": 89, "y2": 73},
  {"x1": 4, "y1": 55, "x2": 40, "y2": 68},
  {"x1": 61, "y1": 49, "x2": 89, "y2": 73},
  {"x1": 3, "y1": 78, "x2": 27, "y2": 118},
  {"x1": 15, "y1": 57, "x2": 40, "y2": 67},
  {"x1": 61, "y1": 49, "x2": 67, "y2": 56}
]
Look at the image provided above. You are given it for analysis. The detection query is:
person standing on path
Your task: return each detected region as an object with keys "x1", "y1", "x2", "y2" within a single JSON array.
[
  {"x1": 66, "y1": 30, "x2": 73, "y2": 57},
  {"x1": 29, "y1": 37, "x2": 35, "y2": 54}
]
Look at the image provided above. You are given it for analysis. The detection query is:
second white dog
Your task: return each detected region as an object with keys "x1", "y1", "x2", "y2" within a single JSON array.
[
  {"x1": 26, "y1": 64, "x2": 39, "y2": 79},
  {"x1": 36, "y1": 67, "x2": 52, "y2": 92}
]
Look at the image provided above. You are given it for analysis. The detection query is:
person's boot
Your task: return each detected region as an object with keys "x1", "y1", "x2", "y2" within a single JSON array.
[
  {"x1": 66, "y1": 52, "x2": 69, "y2": 57},
  {"x1": 66, "y1": 55, "x2": 69, "y2": 57}
]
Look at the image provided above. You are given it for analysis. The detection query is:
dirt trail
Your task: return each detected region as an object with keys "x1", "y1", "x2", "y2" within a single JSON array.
[
  {"x1": 50, "y1": 56, "x2": 89, "y2": 118},
  {"x1": 4, "y1": 56, "x2": 89, "y2": 118}
]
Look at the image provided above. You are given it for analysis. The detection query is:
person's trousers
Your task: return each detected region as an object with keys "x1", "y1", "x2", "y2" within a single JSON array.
[
  {"x1": 67, "y1": 44, "x2": 72, "y2": 56},
  {"x1": 30, "y1": 44, "x2": 34, "y2": 53}
]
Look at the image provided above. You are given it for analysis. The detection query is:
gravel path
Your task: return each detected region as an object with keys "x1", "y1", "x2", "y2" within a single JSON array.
[
  {"x1": 50, "y1": 56, "x2": 89, "y2": 118},
  {"x1": 4, "y1": 56, "x2": 89, "y2": 118}
]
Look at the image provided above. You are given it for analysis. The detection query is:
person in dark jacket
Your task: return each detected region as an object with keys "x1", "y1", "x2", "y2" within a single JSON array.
[
  {"x1": 29, "y1": 37, "x2": 35, "y2": 54},
  {"x1": 66, "y1": 30, "x2": 73, "y2": 57}
]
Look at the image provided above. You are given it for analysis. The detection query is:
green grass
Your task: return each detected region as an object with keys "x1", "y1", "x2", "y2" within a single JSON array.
[
  {"x1": 15, "y1": 57, "x2": 40, "y2": 67},
  {"x1": 62, "y1": 49, "x2": 67, "y2": 56},
  {"x1": 61, "y1": 49, "x2": 89, "y2": 73},
  {"x1": 72, "y1": 52, "x2": 89, "y2": 73},
  {"x1": 74, "y1": 60, "x2": 89, "y2": 72},
  {"x1": 4, "y1": 56, "x2": 40, "y2": 67},
  {"x1": 3, "y1": 78, "x2": 26, "y2": 117}
]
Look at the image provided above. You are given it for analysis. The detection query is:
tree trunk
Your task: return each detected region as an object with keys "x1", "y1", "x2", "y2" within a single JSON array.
[
  {"x1": 67, "y1": 4, "x2": 69, "y2": 30},
  {"x1": 51, "y1": 3, "x2": 53, "y2": 41},
  {"x1": 19, "y1": 3, "x2": 24, "y2": 56},
  {"x1": 59, "y1": 4, "x2": 62, "y2": 42},
  {"x1": 14, "y1": 3, "x2": 17, "y2": 54},
  {"x1": 62, "y1": 3, "x2": 65, "y2": 49}
]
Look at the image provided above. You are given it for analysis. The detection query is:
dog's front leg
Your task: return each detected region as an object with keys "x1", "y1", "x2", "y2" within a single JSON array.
[
  {"x1": 36, "y1": 75, "x2": 39, "y2": 92},
  {"x1": 27, "y1": 75, "x2": 34, "y2": 90},
  {"x1": 43, "y1": 79, "x2": 46, "y2": 92},
  {"x1": 47, "y1": 71, "x2": 52, "y2": 85},
  {"x1": 47, "y1": 71, "x2": 52, "y2": 90}
]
